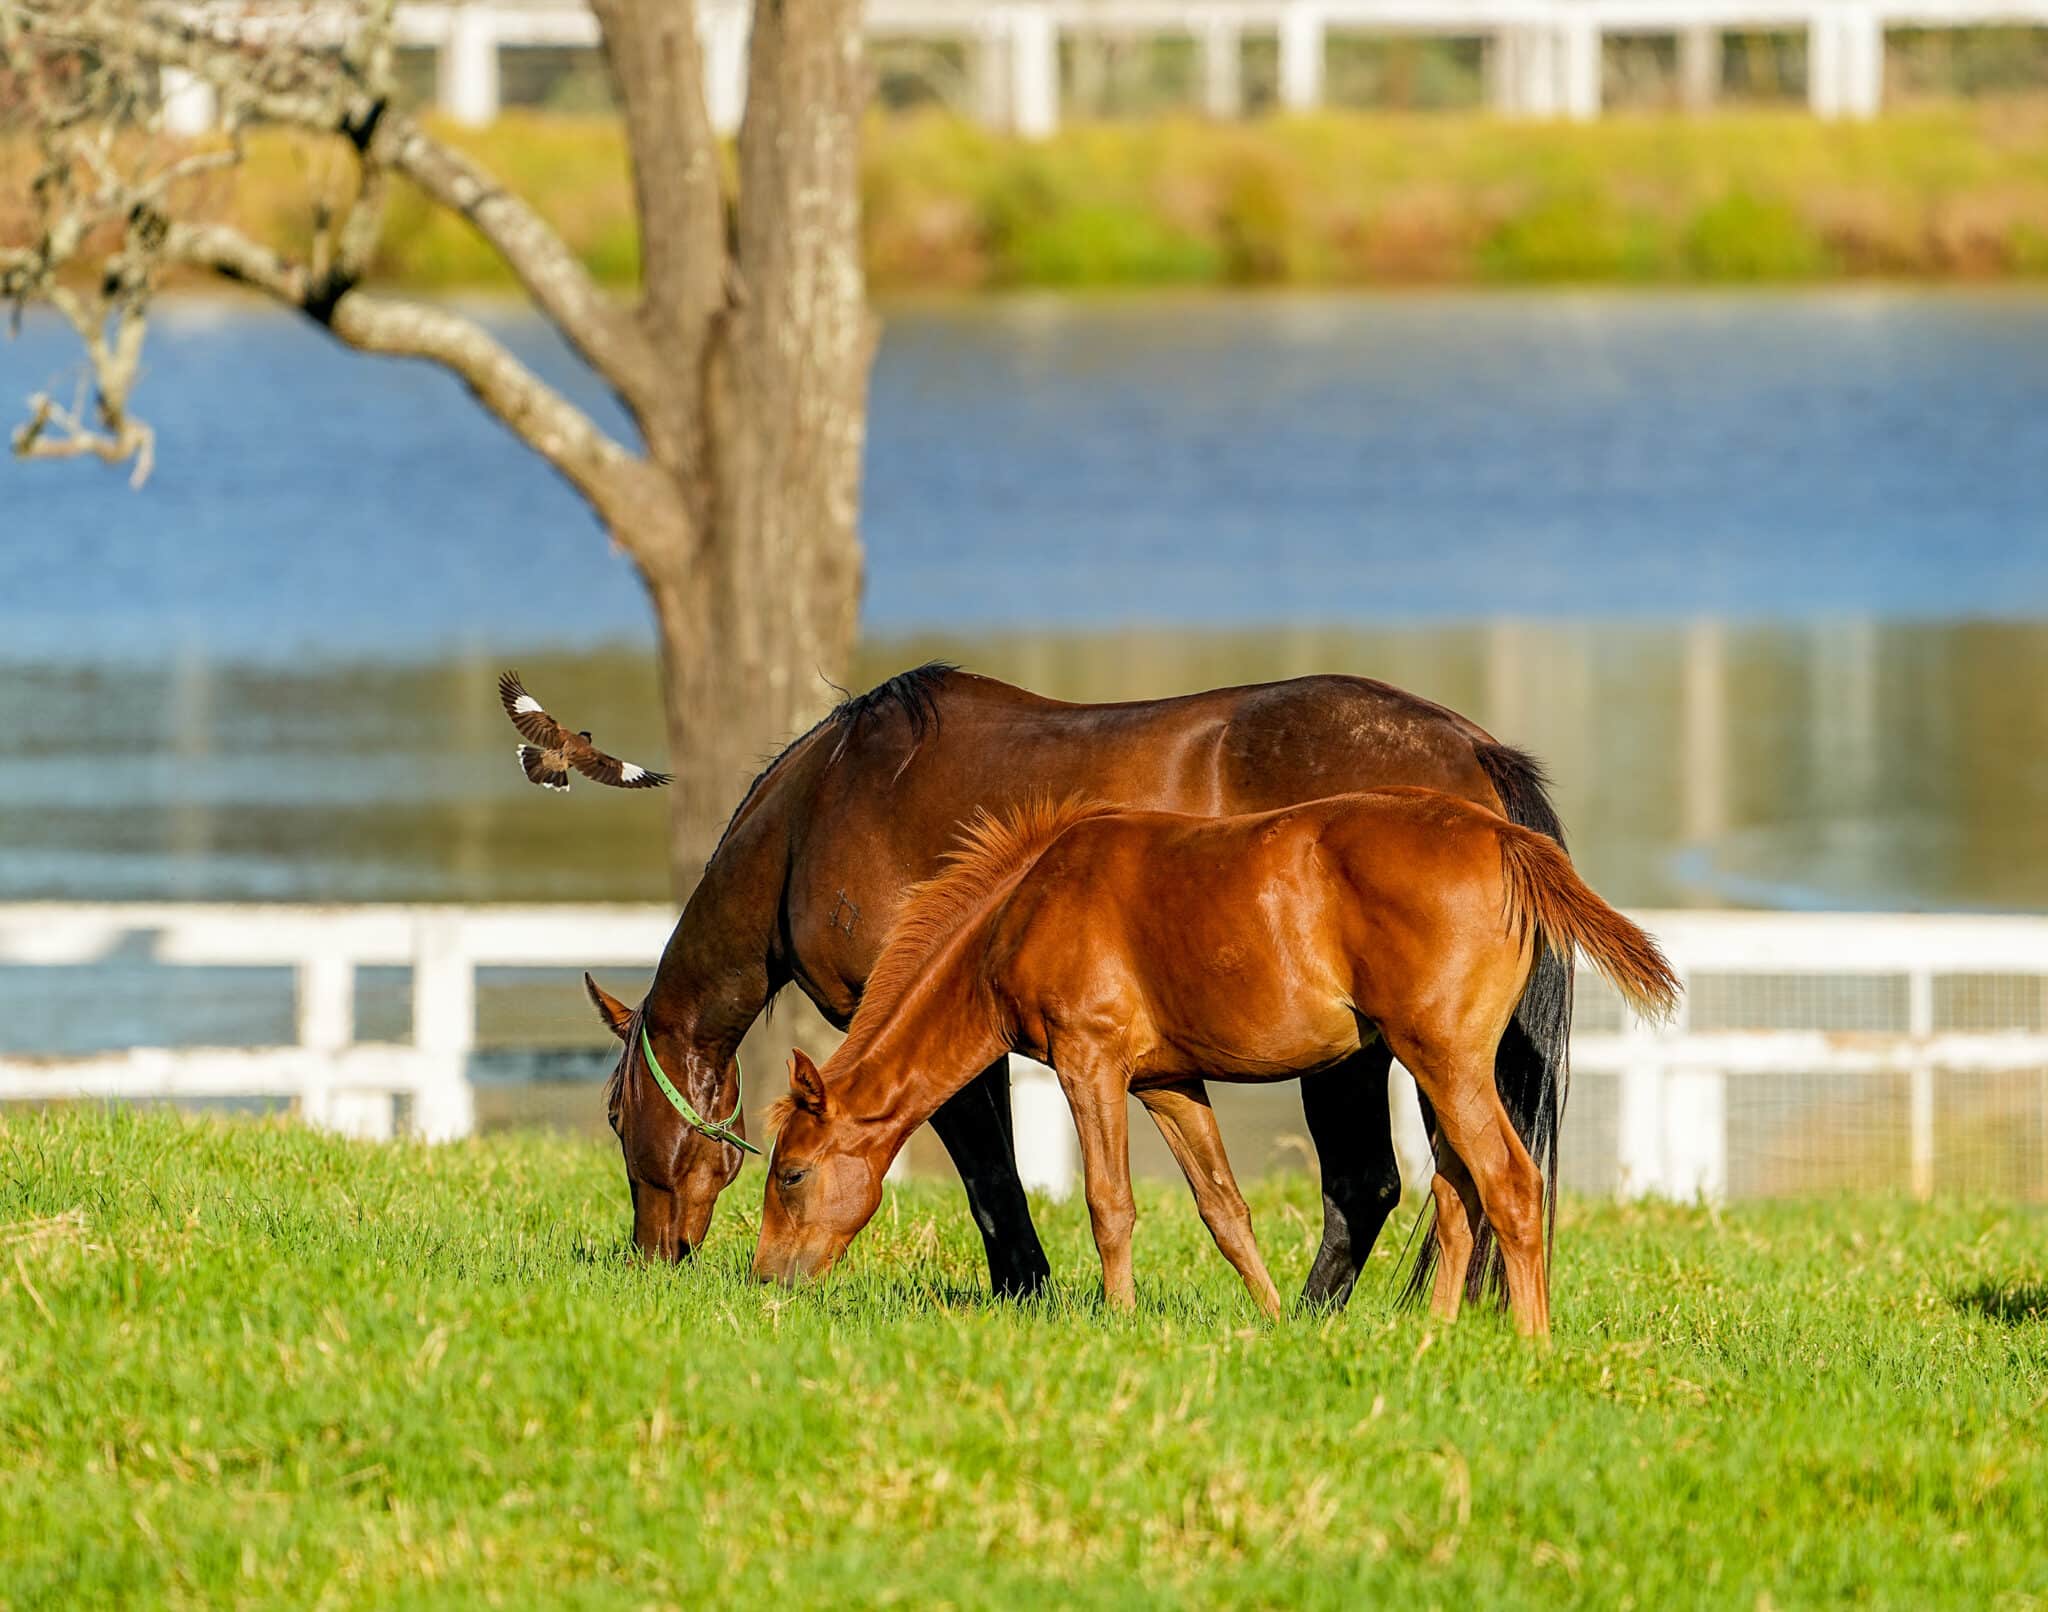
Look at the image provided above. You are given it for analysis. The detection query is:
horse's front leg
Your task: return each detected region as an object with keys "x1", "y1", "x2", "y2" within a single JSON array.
[
  {"x1": 1297, "y1": 1041, "x2": 1404, "y2": 1311},
  {"x1": 1137, "y1": 1080, "x2": 1282, "y2": 1319},
  {"x1": 927, "y1": 1056, "x2": 1054, "y2": 1300},
  {"x1": 1052, "y1": 1052, "x2": 1138, "y2": 1310}
]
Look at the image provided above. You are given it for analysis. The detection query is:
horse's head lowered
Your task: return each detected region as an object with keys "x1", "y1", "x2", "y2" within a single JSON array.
[
  {"x1": 585, "y1": 973, "x2": 751, "y2": 1262},
  {"x1": 751, "y1": 1047, "x2": 887, "y2": 1285}
]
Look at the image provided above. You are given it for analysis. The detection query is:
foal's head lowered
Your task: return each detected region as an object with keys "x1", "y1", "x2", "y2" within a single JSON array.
[{"x1": 751, "y1": 1047, "x2": 889, "y2": 1285}]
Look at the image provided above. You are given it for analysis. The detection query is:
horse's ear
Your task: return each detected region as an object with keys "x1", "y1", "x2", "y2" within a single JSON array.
[
  {"x1": 584, "y1": 973, "x2": 634, "y2": 1042},
  {"x1": 787, "y1": 1047, "x2": 829, "y2": 1117}
]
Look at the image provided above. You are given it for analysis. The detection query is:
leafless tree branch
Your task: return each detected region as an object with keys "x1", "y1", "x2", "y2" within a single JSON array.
[
  {"x1": 163, "y1": 214, "x2": 648, "y2": 525},
  {"x1": 1, "y1": 0, "x2": 658, "y2": 503}
]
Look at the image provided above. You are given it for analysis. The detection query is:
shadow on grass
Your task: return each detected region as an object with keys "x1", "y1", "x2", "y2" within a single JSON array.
[{"x1": 1953, "y1": 1279, "x2": 2048, "y2": 1325}]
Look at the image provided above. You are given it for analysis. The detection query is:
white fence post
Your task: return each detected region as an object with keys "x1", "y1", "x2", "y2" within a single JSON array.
[
  {"x1": 297, "y1": 954, "x2": 385, "y2": 1137},
  {"x1": 1493, "y1": 25, "x2": 1561, "y2": 118},
  {"x1": 411, "y1": 916, "x2": 478, "y2": 1142},
  {"x1": 1278, "y1": 4, "x2": 1325, "y2": 111},
  {"x1": 1663, "y1": 1065, "x2": 1728, "y2": 1200},
  {"x1": 297, "y1": 956, "x2": 355, "y2": 1051},
  {"x1": 1559, "y1": 17, "x2": 1602, "y2": 122},
  {"x1": 1616, "y1": 982, "x2": 1670, "y2": 1197},
  {"x1": 1490, "y1": 27, "x2": 1524, "y2": 116},
  {"x1": 1809, "y1": 9, "x2": 1879, "y2": 120},
  {"x1": 1908, "y1": 968, "x2": 1936, "y2": 1199},
  {"x1": 159, "y1": 67, "x2": 218, "y2": 135},
  {"x1": 1009, "y1": 7, "x2": 1059, "y2": 139},
  {"x1": 1201, "y1": 18, "x2": 1243, "y2": 119},
  {"x1": 1807, "y1": 11, "x2": 1839, "y2": 116},
  {"x1": 1487, "y1": 19, "x2": 1600, "y2": 124},
  {"x1": 1842, "y1": 8, "x2": 1885, "y2": 119},
  {"x1": 976, "y1": 18, "x2": 1011, "y2": 128},
  {"x1": 1011, "y1": 1057, "x2": 1076, "y2": 1199},
  {"x1": 1388, "y1": 1063, "x2": 1435, "y2": 1199},
  {"x1": 702, "y1": 2, "x2": 749, "y2": 136},
  {"x1": 1678, "y1": 25, "x2": 1719, "y2": 110},
  {"x1": 441, "y1": 5, "x2": 502, "y2": 127}
]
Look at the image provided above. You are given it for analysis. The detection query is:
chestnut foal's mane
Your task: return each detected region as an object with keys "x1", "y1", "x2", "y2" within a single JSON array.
[{"x1": 767, "y1": 794, "x2": 1115, "y2": 1138}]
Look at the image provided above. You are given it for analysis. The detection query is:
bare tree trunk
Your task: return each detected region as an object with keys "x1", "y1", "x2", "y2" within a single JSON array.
[
  {"x1": 644, "y1": 519, "x2": 853, "y2": 888},
  {"x1": 613, "y1": 0, "x2": 874, "y2": 887}
]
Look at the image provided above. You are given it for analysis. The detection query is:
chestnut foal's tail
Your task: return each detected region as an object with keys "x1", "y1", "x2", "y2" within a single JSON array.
[{"x1": 1497, "y1": 829, "x2": 1680, "y2": 1025}]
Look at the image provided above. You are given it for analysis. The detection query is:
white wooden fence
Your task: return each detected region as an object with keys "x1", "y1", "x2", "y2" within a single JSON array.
[
  {"x1": 0, "y1": 904, "x2": 668, "y2": 1143},
  {"x1": 1573, "y1": 911, "x2": 2048, "y2": 1199},
  {"x1": 157, "y1": 0, "x2": 2048, "y2": 136},
  {"x1": 1, "y1": 903, "x2": 2044, "y2": 1200}
]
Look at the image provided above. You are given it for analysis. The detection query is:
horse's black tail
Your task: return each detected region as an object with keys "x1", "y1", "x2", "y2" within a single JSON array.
[{"x1": 1400, "y1": 741, "x2": 1573, "y2": 1312}]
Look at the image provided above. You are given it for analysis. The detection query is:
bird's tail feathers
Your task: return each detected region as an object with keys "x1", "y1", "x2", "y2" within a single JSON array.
[{"x1": 517, "y1": 744, "x2": 571, "y2": 792}]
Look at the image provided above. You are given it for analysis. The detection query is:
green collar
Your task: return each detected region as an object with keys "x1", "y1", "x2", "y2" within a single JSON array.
[{"x1": 639, "y1": 1022, "x2": 761, "y2": 1156}]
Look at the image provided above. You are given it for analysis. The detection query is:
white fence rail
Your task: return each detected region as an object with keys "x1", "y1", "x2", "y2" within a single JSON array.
[
  {"x1": 2, "y1": 904, "x2": 2045, "y2": 1200},
  {"x1": 155, "y1": 0, "x2": 2048, "y2": 136},
  {"x1": 0, "y1": 904, "x2": 670, "y2": 1143}
]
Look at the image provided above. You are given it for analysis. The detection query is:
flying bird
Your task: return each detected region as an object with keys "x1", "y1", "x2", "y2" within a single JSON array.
[{"x1": 497, "y1": 671, "x2": 672, "y2": 792}]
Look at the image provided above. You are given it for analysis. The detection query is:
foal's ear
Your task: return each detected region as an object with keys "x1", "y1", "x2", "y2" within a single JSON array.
[
  {"x1": 786, "y1": 1047, "x2": 829, "y2": 1117},
  {"x1": 583, "y1": 973, "x2": 634, "y2": 1042}
]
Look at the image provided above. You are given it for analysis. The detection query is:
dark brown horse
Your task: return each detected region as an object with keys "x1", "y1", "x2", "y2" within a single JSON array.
[
  {"x1": 584, "y1": 663, "x2": 1572, "y2": 1307},
  {"x1": 753, "y1": 792, "x2": 1677, "y2": 1338}
]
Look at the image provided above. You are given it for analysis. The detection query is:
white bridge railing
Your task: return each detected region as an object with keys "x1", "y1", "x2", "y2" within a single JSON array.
[{"x1": 1, "y1": 904, "x2": 2045, "y2": 1201}]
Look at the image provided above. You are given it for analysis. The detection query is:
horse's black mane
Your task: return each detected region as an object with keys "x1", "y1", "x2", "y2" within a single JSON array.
[{"x1": 711, "y1": 661, "x2": 959, "y2": 854}]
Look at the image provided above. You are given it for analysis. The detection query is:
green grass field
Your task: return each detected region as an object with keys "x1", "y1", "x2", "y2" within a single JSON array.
[{"x1": 3, "y1": 1108, "x2": 2045, "y2": 1609}]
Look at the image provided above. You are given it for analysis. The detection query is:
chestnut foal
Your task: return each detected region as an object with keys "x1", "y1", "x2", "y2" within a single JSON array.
[{"x1": 753, "y1": 792, "x2": 1677, "y2": 1338}]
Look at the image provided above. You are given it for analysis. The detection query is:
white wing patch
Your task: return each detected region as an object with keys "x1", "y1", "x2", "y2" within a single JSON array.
[
  {"x1": 513, "y1": 694, "x2": 544, "y2": 715},
  {"x1": 620, "y1": 762, "x2": 645, "y2": 783}
]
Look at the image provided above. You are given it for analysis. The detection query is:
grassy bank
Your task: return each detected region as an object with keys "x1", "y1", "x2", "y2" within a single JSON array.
[
  {"x1": 198, "y1": 105, "x2": 2048, "y2": 290},
  {"x1": 3, "y1": 1106, "x2": 2046, "y2": 1607}
]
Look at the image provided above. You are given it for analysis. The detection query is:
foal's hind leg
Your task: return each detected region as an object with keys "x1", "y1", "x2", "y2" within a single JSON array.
[
  {"x1": 1399, "y1": 1047, "x2": 1550, "y2": 1338},
  {"x1": 1138, "y1": 1081, "x2": 1283, "y2": 1320},
  {"x1": 1052, "y1": 1051, "x2": 1140, "y2": 1311},
  {"x1": 1427, "y1": 1148, "x2": 1482, "y2": 1322}
]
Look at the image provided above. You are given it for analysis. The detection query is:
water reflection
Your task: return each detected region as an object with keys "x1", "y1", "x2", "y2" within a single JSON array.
[{"x1": 5, "y1": 619, "x2": 2045, "y2": 914}]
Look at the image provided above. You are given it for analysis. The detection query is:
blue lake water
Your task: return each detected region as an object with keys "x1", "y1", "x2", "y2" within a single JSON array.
[
  {"x1": 1, "y1": 289, "x2": 2044, "y2": 927},
  {"x1": 4, "y1": 289, "x2": 2047, "y2": 662}
]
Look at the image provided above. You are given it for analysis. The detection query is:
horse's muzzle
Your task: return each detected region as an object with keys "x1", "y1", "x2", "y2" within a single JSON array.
[{"x1": 752, "y1": 1245, "x2": 828, "y2": 1286}]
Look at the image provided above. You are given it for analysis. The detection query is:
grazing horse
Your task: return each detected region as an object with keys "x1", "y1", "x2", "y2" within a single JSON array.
[
  {"x1": 752, "y1": 793, "x2": 1678, "y2": 1338},
  {"x1": 584, "y1": 663, "x2": 1572, "y2": 1308}
]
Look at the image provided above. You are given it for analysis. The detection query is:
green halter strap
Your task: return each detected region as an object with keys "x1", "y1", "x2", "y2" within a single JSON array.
[{"x1": 639, "y1": 1022, "x2": 761, "y2": 1156}]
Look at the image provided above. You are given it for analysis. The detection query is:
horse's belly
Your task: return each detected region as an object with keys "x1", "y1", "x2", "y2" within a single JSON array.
[{"x1": 1137, "y1": 992, "x2": 1362, "y2": 1084}]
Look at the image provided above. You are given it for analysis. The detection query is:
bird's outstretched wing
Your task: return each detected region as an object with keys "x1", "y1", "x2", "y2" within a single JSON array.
[
  {"x1": 566, "y1": 741, "x2": 672, "y2": 790},
  {"x1": 498, "y1": 671, "x2": 572, "y2": 748}
]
